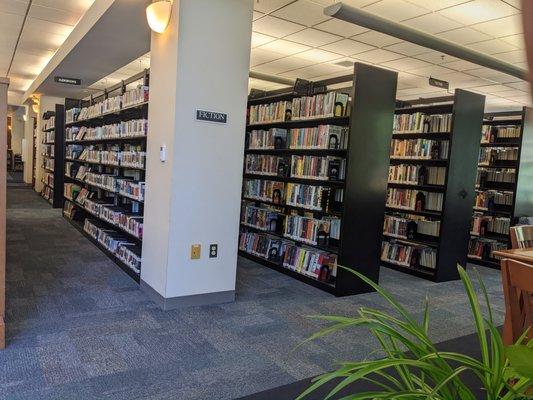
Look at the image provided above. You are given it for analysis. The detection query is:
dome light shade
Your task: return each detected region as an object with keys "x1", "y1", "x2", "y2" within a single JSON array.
[{"x1": 146, "y1": 0, "x2": 172, "y2": 33}]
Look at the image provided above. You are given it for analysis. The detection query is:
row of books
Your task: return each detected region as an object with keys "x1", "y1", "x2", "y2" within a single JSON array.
[
  {"x1": 238, "y1": 231, "x2": 337, "y2": 282},
  {"x1": 476, "y1": 168, "x2": 515, "y2": 184},
  {"x1": 248, "y1": 92, "x2": 349, "y2": 125},
  {"x1": 83, "y1": 198, "x2": 143, "y2": 239},
  {"x1": 64, "y1": 183, "x2": 81, "y2": 201},
  {"x1": 83, "y1": 219, "x2": 141, "y2": 274},
  {"x1": 387, "y1": 189, "x2": 444, "y2": 212},
  {"x1": 43, "y1": 157, "x2": 54, "y2": 171},
  {"x1": 388, "y1": 165, "x2": 446, "y2": 186},
  {"x1": 42, "y1": 172, "x2": 54, "y2": 188},
  {"x1": 41, "y1": 185, "x2": 53, "y2": 202},
  {"x1": 474, "y1": 190, "x2": 513, "y2": 208},
  {"x1": 291, "y1": 155, "x2": 346, "y2": 181},
  {"x1": 478, "y1": 148, "x2": 518, "y2": 164},
  {"x1": 247, "y1": 125, "x2": 348, "y2": 150},
  {"x1": 471, "y1": 213, "x2": 510, "y2": 236},
  {"x1": 42, "y1": 144, "x2": 54, "y2": 158},
  {"x1": 284, "y1": 214, "x2": 341, "y2": 245},
  {"x1": 383, "y1": 214, "x2": 441, "y2": 238},
  {"x1": 66, "y1": 85, "x2": 149, "y2": 123},
  {"x1": 381, "y1": 241, "x2": 437, "y2": 269},
  {"x1": 481, "y1": 125, "x2": 521, "y2": 142},
  {"x1": 67, "y1": 146, "x2": 146, "y2": 169},
  {"x1": 245, "y1": 155, "x2": 279, "y2": 176},
  {"x1": 286, "y1": 183, "x2": 332, "y2": 211},
  {"x1": 468, "y1": 237, "x2": 507, "y2": 261},
  {"x1": 66, "y1": 119, "x2": 148, "y2": 142},
  {"x1": 393, "y1": 113, "x2": 452, "y2": 134},
  {"x1": 241, "y1": 205, "x2": 282, "y2": 232},
  {"x1": 82, "y1": 172, "x2": 145, "y2": 202},
  {"x1": 243, "y1": 179, "x2": 285, "y2": 204},
  {"x1": 42, "y1": 117, "x2": 55, "y2": 131},
  {"x1": 390, "y1": 139, "x2": 449, "y2": 160},
  {"x1": 42, "y1": 131, "x2": 54, "y2": 144},
  {"x1": 291, "y1": 92, "x2": 349, "y2": 121}
]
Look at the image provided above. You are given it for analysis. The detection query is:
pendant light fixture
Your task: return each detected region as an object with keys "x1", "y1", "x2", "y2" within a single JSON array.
[{"x1": 146, "y1": 0, "x2": 172, "y2": 34}]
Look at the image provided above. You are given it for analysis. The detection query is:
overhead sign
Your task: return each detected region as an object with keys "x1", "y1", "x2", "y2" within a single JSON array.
[
  {"x1": 54, "y1": 76, "x2": 81, "y2": 85},
  {"x1": 196, "y1": 109, "x2": 227, "y2": 124},
  {"x1": 429, "y1": 77, "x2": 449, "y2": 90}
]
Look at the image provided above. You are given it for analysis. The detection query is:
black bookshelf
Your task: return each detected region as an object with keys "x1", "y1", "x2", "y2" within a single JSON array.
[
  {"x1": 62, "y1": 70, "x2": 149, "y2": 283},
  {"x1": 381, "y1": 90, "x2": 486, "y2": 282},
  {"x1": 40, "y1": 104, "x2": 65, "y2": 208},
  {"x1": 468, "y1": 108, "x2": 532, "y2": 269},
  {"x1": 239, "y1": 63, "x2": 398, "y2": 296}
]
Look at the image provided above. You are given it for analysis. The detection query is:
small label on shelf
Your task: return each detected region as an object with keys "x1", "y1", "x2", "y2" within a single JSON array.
[{"x1": 196, "y1": 110, "x2": 227, "y2": 124}]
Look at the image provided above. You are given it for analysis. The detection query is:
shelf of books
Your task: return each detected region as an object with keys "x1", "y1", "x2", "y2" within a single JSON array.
[
  {"x1": 467, "y1": 109, "x2": 527, "y2": 268},
  {"x1": 40, "y1": 105, "x2": 65, "y2": 207},
  {"x1": 381, "y1": 90, "x2": 485, "y2": 282},
  {"x1": 62, "y1": 70, "x2": 149, "y2": 283},
  {"x1": 239, "y1": 63, "x2": 398, "y2": 296}
]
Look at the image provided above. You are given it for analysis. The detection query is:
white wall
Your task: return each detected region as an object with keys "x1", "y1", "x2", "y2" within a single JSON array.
[
  {"x1": 23, "y1": 106, "x2": 35, "y2": 185},
  {"x1": 9, "y1": 112, "x2": 24, "y2": 155},
  {"x1": 142, "y1": 0, "x2": 253, "y2": 302}
]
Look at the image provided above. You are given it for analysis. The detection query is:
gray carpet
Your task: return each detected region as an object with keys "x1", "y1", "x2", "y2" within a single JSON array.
[{"x1": 2, "y1": 186, "x2": 505, "y2": 400}]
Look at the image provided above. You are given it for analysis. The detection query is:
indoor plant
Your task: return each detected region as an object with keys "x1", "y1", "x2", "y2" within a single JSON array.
[{"x1": 298, "y1": 266, "x2": 532, "y2": 399}]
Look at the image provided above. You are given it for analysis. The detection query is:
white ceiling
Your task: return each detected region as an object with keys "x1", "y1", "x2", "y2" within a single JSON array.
[
  {"x1": 5, "y1": 0, "x2": 532, "y2": 112},
  {"x1": 0, "y1": 0, "x2": 94, "y2": 104}
]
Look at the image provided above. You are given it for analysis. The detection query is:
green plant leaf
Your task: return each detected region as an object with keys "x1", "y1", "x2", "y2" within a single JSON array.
[{"x1": 506, "y1": 345, "x2": 533, "y2": 379}]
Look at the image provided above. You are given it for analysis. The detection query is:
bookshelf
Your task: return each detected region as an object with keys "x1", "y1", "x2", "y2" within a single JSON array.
[
  {"x1": 62, "y1": 70, "x2": 149, "y2": 283},
  {"x1": 40, "y1": 105, "x2": 65, "y2": 208},
  {"x1": 239, "y1": 63, "x2": 398, "y2": 296},
  {"x1": 381, "y1": 90, "x2": 485, "y2": 282},
  {"x1": 468, "y1": 108, "x2": 532, "y2": 268}
]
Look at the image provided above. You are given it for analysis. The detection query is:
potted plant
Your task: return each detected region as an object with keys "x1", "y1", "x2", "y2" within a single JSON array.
[{"x1": 298, "y1": 266, "x2": 532, "y2": 399}]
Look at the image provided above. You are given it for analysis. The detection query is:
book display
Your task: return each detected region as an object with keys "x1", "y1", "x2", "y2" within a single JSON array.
[
  {"x1": 240, "y1": 63, "x2": 398, "y2": 296},
  {"x1": 467, "y1": 109, "x2": 530, "y2": 268},
  {"x1": 40, "y1": 106, "x2": 65, "y2": 207},
  {"x1": 62, "y1": 70, "x2": 149, "y2": 282},
  {"x1": 381, "y1": 90, "x2": 486, "y2": 281}
]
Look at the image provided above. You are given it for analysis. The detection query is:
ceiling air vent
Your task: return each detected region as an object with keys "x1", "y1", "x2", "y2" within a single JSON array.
[{"x1": 333, "y1": 60, "x2": 354, "y2": 68}]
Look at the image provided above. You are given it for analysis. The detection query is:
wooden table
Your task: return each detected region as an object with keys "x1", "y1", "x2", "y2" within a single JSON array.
[{"x1": 493, "y1": 248, "x2": 533, "y2": 264}]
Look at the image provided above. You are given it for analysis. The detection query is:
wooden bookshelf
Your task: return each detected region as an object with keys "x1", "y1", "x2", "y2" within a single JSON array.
[
  {"x1": 239, "y1": 63, "x2": 398, "y2": 296},
  {"x1": 40, "y1": 105, "x2": 65, "y2": 208},
  {"x1": 381, "y1": 90, "x2": 486, "y2": 282},
  {"x1": 62, "y1": 70, "x2": 148, "y2": 283},
  {"x1": 468, "y1": 108, "x2": 532, "y2": 269}
]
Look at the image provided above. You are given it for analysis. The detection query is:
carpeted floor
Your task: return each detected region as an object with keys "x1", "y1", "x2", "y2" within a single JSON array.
[{"x1": 2, "y1": 186, "x2": 505, "y2": 400}]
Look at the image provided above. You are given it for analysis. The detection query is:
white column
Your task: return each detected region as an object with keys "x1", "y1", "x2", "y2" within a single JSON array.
[
  {"x1": 0, "y1": 77, "x2": 8, "y2": 348},
  {"x1": 141, "y1": 0, "x2": 253, "y2": 308},
  {"x1": 22, "y1": 105, "x2": 35, "y2": 185}
]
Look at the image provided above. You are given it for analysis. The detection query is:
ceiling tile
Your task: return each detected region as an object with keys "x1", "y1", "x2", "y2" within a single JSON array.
[
  {"x1": 252, "y1": 15, "x2": 305, "y2": 37},
  {"x1": 10, "y1": 50, "x2": 51, "y2": 76},
  {"x1": 25, "y1": 17, "x2": 74, "y2": 36},
  {"x1": 28, "y1": 4, "x2": 82, "y2": 25},
  {"x1": 17, "y1": 27, "x2": 67, "y2": 51},
  {"x1": 381, "y1": 57, "x2": 431, "y2": 72},
  {"x1": 401, "y1": 12, "x2": 462, "y2": 34},
  {"x1": 0, "y1": 10, "x2": 24, "y2": 30},
  {"x1": 313, "y1": 18, "x2": 369, "y2": 37},
  {"x1": 499, "y1": 34, "x2": 525, "y2": 49},
  {"x1": 472, "y1": 84, "x2": 514, "y2": 93},
  {"x1": 279, "y1": 62, "x2": 346, "y2": 79},
  {"x1": 351, "y1": 30, "x2": 403, "y2": 47},
  {"x1": 259, "y1": 39, "x2": 311, "y2": 55},
  {"x1": 467, "y1": 38, "x2": 517, "y2": 54},
  {"x1": 32, "y1": 0, "x2": 94, "y2": 14},
  {"x1": 496, "y1": 89, "x2": 528, "y2": 98},
  {"x1": 506, "y1": 81, "x2": 530, "y2": 91},
  {"x1": 467, "y1": 67, "x2": 519, "y2": 83},
  {"x1": 250, "y1": 48, "x2": 285, "y2": 66},
  {"x1": 320, "y1": 39, "x2": 375, "y2": 56},
  {"x1": 441, "y1": 59, "x2": 480, "y2": 71},
  {"x1": 384, "y1": 41, "x2": 429, "y2": 56},
  {"x1": 253, "y1": 11, "x2": 263, "y2": 21},
  {"x1": 403, "y1": 0, "x2": 472, "y2": 11},
  {"x1": 437, "y1": 27, "x2": 492, "y2": 45},
  {"x1": 362, "y1": 0, "x2": 429, "y2": 22},
  {"x1": 354, "y1": 48, "x2": 405, "y2": 63},
  {"x1": 408, "y1": 64, "x2": 456, "y2": 78},
  {"x1": 413, "y1": 51, "x2": 458, "y2": 64},
  {"x1": 253, "y1": 0, "x2": 294, "y2": 13},
  {"x1": 271, "y1": 0, "x2": 329, "y2": 26},
  {"x1": 295, "y1": 48, "x2": 342, "y2": 62},
  {"x1": 252, "y1": 56, "x2": 315, "y2": 74},
  {"x1": 438, "y1": 0, "x2": 519, "y2": 25},
  {"x1": 0, "y1": 0, "x2": 29, "y2": 15},
  {"x1": 492, "y1": 49, "x2": 527, "y2": 62},
  {"x1": 285, "y1": 28, "x2": 341, "y2": 47},
  {"x1": 471, "y1": 14, "x2": 522, "y2": 37},
  {"x1": 251, "y1": 31, "x2": 277, "y2": 48}
]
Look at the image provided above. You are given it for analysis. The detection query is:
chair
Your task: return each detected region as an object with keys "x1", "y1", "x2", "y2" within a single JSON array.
[
  {"x1": 510, "y1": 225, "x2": 533, "y2": 249},
  {"x1": 501, "y1": 258, "x2": 533, "y2": 345}
]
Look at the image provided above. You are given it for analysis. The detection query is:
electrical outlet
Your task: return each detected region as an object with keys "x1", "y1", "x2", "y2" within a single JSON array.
[
  {"x1": 191, "y1": 244, "x2": 201, "y2": 260},
  {"x1": 209, "y1": 244, "x2": 218, "y2": 258}
]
